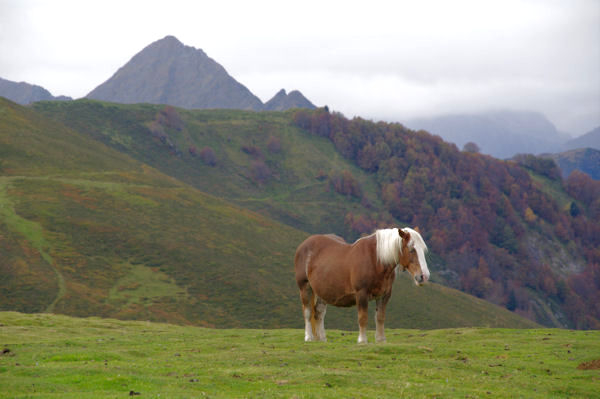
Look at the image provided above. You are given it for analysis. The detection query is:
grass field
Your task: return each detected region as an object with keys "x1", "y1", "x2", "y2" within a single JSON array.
[{"x1": 1, "y1": 312, "x2": 598, "y2": 398}]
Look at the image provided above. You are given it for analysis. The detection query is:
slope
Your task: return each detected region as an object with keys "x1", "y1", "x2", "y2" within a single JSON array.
[
  {"x1": 31, "y1": 100, "x2": 595, "y2": 328},
  {"x1": 32, "y1": 99, "x2": 386, "y2": 237},
  {"x1": 293, "y1": 109, "x2": 600, "y2": 329},
  {"x1": 0, "y1": 97, "x2": 538, "y2": 329}
]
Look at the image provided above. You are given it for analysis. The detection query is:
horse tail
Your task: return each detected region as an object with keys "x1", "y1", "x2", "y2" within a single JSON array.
[{"x1": 310, "y1": 292, "x2": 317, "y2": 336}]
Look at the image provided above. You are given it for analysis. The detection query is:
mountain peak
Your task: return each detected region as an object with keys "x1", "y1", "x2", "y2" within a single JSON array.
[
  {"x1": 264, "y1": 88, "x2": 316, "y2": 111},
  {"x1": 158, "y1": 35, "x2": 182, "y2": 45},
  {"x1": 85, "y1": 36, "x2": 317, "y2": 112},
  {"x1": 86, "y1": 36, "x2": 262, "y2": 110}
]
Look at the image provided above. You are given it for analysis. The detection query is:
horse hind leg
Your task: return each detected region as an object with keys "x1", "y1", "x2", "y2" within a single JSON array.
[
  {"x1": 314, "y1": 296, "x2": 327, "y2": 342},
  {"x1": 299, "y1": 281, "x2": 315, "y2": 342}
]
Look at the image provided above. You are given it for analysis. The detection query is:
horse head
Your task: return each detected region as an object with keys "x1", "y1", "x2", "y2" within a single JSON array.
[{"x1": 398, "y1": 228, "x2": 430, "y2": 286}]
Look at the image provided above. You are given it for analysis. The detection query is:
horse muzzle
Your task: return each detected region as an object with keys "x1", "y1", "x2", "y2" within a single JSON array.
[{"x1": 416, "y1": 274, "x2": 428, "y2": 286}]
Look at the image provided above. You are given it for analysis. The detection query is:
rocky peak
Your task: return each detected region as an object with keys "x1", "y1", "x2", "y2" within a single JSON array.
[{"x1": 264, "y1": 88, "x2": 316, "y2": 111}]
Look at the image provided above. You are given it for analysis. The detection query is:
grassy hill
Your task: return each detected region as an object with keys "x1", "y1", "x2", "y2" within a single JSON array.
[
  {"x1": 30, "y1": 100, "x2": 600, "y2": 329},
  {"x1": 0, "y1": 97, "x2": 540, "y2": 330},
  {"x1": 31, "y1": 100, "x2": 386, "y2": 237},
  {"x1": 1, "y1": 312, "x2": 598, "y2": 398}
]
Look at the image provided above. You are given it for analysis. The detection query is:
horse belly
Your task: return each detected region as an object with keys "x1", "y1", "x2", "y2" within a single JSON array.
[
  {"x1": 329, "y1": 294, "x2": 356, "y2": 307},
  {"x1": 308, "y1": 265, "x2": 356, "y2": 307}
]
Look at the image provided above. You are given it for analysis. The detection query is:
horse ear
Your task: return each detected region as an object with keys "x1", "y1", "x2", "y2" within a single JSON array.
[
  {"x1": 398, "y1": 229, "x2": 410, "y2": 241},
  {"x1": 413, "y1": 226, "x2": 421, "y2": 233}
]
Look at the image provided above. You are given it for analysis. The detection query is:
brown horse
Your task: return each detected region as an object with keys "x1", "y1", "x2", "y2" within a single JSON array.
[{"x1": 294, "y1": 228, "x2": 429, "y2": 343}]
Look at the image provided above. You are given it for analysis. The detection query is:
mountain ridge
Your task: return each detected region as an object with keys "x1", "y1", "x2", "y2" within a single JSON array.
[
  {"x1": 406, "y1": 110, "x2": 569, "y2": 159},
  {"x1": 564, "y1": 126, "x2": 600, "y2": 151},
  {"x1": 0, "y1": 77, "x2": 71, "y2": 104}
]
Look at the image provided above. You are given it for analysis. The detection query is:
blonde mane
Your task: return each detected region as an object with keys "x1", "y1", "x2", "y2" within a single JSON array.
[
  {"x1": 375, "y1": 228, "x2": 402, "y2": 266},
  {"x1": 375, "y1": 227, "x2": 428, "y2": 267}
]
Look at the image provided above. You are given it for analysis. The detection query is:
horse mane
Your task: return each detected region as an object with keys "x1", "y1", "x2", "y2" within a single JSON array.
[
  {"x1": 375, "y1": 229, "x2": 402, "y2": 266},
  {"x1": 375, "y1": 227, "x2": 428, "y2": 266}
]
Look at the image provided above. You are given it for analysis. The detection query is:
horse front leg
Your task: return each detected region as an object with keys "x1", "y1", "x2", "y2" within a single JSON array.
[
  {"x1": 356, "y1": 291, "x2": 369, "y2": 344},
  {"x1": 375, "y1": 293, "x2": 391, "y2": 343}
]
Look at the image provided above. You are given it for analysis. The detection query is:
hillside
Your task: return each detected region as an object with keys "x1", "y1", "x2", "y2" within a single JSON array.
[
  {"x1": 86, "y1": 36, "x2": 264, "y2": 110},
  {"x1": 0, "y1": 97, "x2": 538, "y2": 330},
  {"x1": 32, "y1": 99, "x2": 385, "y2": 237},
  {"x1": 291, "y1": 109, "x2": 600, "y2": 329},
  {"x1": 1, "y1": 312, "x2": 598, "y2": 398},
  {"x1": 0, "y1": 77, "x2": 71, "y2": 104},
  {"x1": 30, "y1": 101, "x2": 600, "y2": 329}
]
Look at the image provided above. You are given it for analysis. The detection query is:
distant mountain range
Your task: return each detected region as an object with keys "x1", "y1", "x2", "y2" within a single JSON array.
[
  {"x1": 406, "y1": 111, "x2": 570, "y2": 159},
  {"x1": 0, "y1": 77, "x2": 71, "y2": 104},
  {"x1": 1, "y1": 35, "x2": 596, "y2": 159},
  {"x1": 0, "y1": 36, "x2": 315, "y2": 112}
]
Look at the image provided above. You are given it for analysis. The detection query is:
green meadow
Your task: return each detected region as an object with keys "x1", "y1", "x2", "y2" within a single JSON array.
[{"x1": 1, "y1": 312, "x2": 598, "y2": 398}]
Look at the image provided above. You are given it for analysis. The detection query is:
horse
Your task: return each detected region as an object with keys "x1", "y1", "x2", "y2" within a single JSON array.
[{"x1": 294, "y1": 227, "x2": 429, "y2": 344}]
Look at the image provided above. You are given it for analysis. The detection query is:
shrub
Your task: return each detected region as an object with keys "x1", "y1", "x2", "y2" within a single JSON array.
[{"x1": 199, "y1": 147, "x2": 217, "y2": 166}]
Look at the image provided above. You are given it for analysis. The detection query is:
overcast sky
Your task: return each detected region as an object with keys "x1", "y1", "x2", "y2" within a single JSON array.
[{"x1": 1, "y1": 0, "x2": 599, "y2": 135}]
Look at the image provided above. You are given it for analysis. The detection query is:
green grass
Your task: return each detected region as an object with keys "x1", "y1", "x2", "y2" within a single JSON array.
[
  {"x1": 107, "y1": 263, "x2": 189, "y2": 307},
  {"x1": 0, "y1": 312, "x2": 597, "y2": 398}
]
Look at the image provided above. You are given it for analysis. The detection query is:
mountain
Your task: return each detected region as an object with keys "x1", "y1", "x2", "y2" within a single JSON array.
[
  {"x1": 31, "y1": 100, "x2": 600, "y2": 329},
  {"x1": 540, "y1": 148, "x2": 600, "y2": 180},
  {"x1": 264, "y1": 89, "x2": 316, "y2": 111},
  {"x1": 87, "y1": 35, "x2": 264, "y2": 110},
  {"x1": 0, "y1": 97, "x2": 540, "y2": 330},
  {"x1": 406, "y1": 110, "x2": 568, "y2": 159},
  {"x1": 0, "y1": 77, "x2": 71, "y2": 104},
  {"x1": 564, "y1": 126, "x2": 600, "y2": 151}
]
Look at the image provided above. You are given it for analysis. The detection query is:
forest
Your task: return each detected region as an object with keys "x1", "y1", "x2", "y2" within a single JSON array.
[{"x1": 293, "y1": 108, "x2": 600, "y2": 329}]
